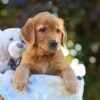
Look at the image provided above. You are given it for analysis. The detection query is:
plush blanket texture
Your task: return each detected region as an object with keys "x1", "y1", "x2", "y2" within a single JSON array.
[{"x1": 0, "y1": 70, "x2": 84, "y2": 100}]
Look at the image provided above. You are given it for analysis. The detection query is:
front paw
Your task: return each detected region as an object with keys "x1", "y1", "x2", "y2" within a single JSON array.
[
  {"x1": 13, "y1": 78, "x2": 27, "y2": 91},
  {"x1": 65, "y1": 80, "x2": 79, "y2": 93}
]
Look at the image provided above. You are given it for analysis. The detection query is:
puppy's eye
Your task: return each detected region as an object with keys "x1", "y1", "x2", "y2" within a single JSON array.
[
  {"x1": 39, "y1": 27, "x2": 47, "y2": 32},
  {"x1": 56, "y1": 29, "x2": 61, "y2": 33}
]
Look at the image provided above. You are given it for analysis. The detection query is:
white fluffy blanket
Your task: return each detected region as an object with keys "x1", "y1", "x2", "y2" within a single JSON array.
[{"x1": 0, "y1": 70, "x2": 84, "y2": 100}]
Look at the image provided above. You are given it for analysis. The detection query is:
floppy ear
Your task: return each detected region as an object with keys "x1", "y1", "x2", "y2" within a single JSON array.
[
  {"x1": 59, "y1": 18, "x2": 67, "y2": 45},
  {"x1": 61, "y1": 28, "x2": 67, "y2": 46},
  {"x1": 20, "y1": 18, "x2": 35, "y2": 45}
]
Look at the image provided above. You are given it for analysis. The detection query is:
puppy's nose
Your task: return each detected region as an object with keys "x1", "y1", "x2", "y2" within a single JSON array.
[{"x1": 49, "y1": 40, "x2": 57, "y2": 49}]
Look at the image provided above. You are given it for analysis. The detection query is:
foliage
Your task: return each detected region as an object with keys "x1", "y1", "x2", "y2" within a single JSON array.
[{"x1": 0, "y1": 0, "x2": 100, "y2": 99}]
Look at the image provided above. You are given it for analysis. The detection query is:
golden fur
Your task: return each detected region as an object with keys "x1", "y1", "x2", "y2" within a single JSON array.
[{"x1": 13, "y1": 12, "x2": 79, "y2": 93}]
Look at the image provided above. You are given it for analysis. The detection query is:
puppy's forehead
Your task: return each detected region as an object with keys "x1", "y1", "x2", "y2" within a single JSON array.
[
  {"x1": 37, "y1": 16, "x2": 60, "y2": 26},
  {"x1": 33, "y1": 12, "x2": 64, "y2": 29},
  {"x1": 33, "y1": 12, "x2": 59, "y2": 24}
]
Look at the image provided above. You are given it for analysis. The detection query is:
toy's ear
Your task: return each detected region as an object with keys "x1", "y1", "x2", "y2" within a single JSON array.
[
  {"x1": 58, "y1": 18, "x2": 67, "y2": 46},
  {"x1": 20, "y1": 18, "x2": 35, "y2": 45}
]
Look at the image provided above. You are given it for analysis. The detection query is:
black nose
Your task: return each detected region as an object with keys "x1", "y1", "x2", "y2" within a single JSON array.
[{"x1": 49, "y1": 40, "x2": 57, "y2": 49}]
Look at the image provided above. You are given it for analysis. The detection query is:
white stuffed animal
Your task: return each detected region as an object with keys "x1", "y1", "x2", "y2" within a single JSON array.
[{"x1": 0, "y1": 28, "x2": 26, "y2": 73}]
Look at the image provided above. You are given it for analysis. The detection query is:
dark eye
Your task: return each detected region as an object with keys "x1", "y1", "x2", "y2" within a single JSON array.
[
  {"x1": 56, "y1": 29, "x2": 61, "y2": 33},
  {"x1": 39, "y1": 27, "x2": 47, "y2": 32},
  {"x1": 10, "y1": 38, "x2": 13, "y2": 41}
]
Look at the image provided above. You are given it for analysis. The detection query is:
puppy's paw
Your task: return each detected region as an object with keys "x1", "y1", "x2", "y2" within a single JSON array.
[
  {"x1": 65, "y1": 80, "x2": 79, "y2": 93},
  {"x1": 13, "y1": 78, "x2": 27, "y2": 91}
]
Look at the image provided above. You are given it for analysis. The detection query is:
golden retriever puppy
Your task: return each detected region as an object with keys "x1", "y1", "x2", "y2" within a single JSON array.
[{"x1": 13, "y1": 12, "x2": 79, "y2": 93}]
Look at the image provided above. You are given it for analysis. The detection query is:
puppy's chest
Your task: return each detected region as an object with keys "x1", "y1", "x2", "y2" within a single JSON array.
[{"x1": 31, "y1": 56, "x2": 50, "y2": 74}]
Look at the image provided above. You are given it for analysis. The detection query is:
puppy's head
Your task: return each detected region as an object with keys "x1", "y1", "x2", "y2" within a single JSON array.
[{"x1": 21, "y1": 12, "x2": 66, "y2": 54}]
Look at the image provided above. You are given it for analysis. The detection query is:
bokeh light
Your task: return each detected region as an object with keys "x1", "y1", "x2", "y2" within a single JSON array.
[
  {"x1": 71, "y1": 62, "x2": 86, "y2": 77},
  {"x1": 2, "y1": 0, "x2": 9, "y2": 5},
  {"x1": 67, "y1": 40, "x2": 74, "y2": 48},
  {"x1": 89, "y1": 56, "x2": 96, "y2": 64},
  {"x1": 61, "y1": 46, "x2": 69, "y2": 56},
  {"x1": 71, "y1": 58, "x2": 79, "y2": 65},
  {"x1": 91, "y1": 43, "x2": 99, "y2": 53},
  {"x1": 75, "y1": 44, "x2": 82, "y2": 51},
  {"x1": 70, "y1": 49, "x2": 77, "y2": 56}
]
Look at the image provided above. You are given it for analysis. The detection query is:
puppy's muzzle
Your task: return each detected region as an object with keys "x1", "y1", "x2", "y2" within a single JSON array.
[{"x1": 49, "y1": 40, "x2": 57, "y2": 49}]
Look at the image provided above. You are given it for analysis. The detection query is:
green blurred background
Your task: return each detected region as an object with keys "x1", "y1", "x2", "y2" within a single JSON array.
[{"x1": 0, "y1": 0, "x2": 100, "y2": 99}]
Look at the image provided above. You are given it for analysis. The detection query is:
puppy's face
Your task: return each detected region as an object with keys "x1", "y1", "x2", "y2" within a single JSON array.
[{"x1": 21, "y1": 12, "x2": 66, "y2": 53}]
